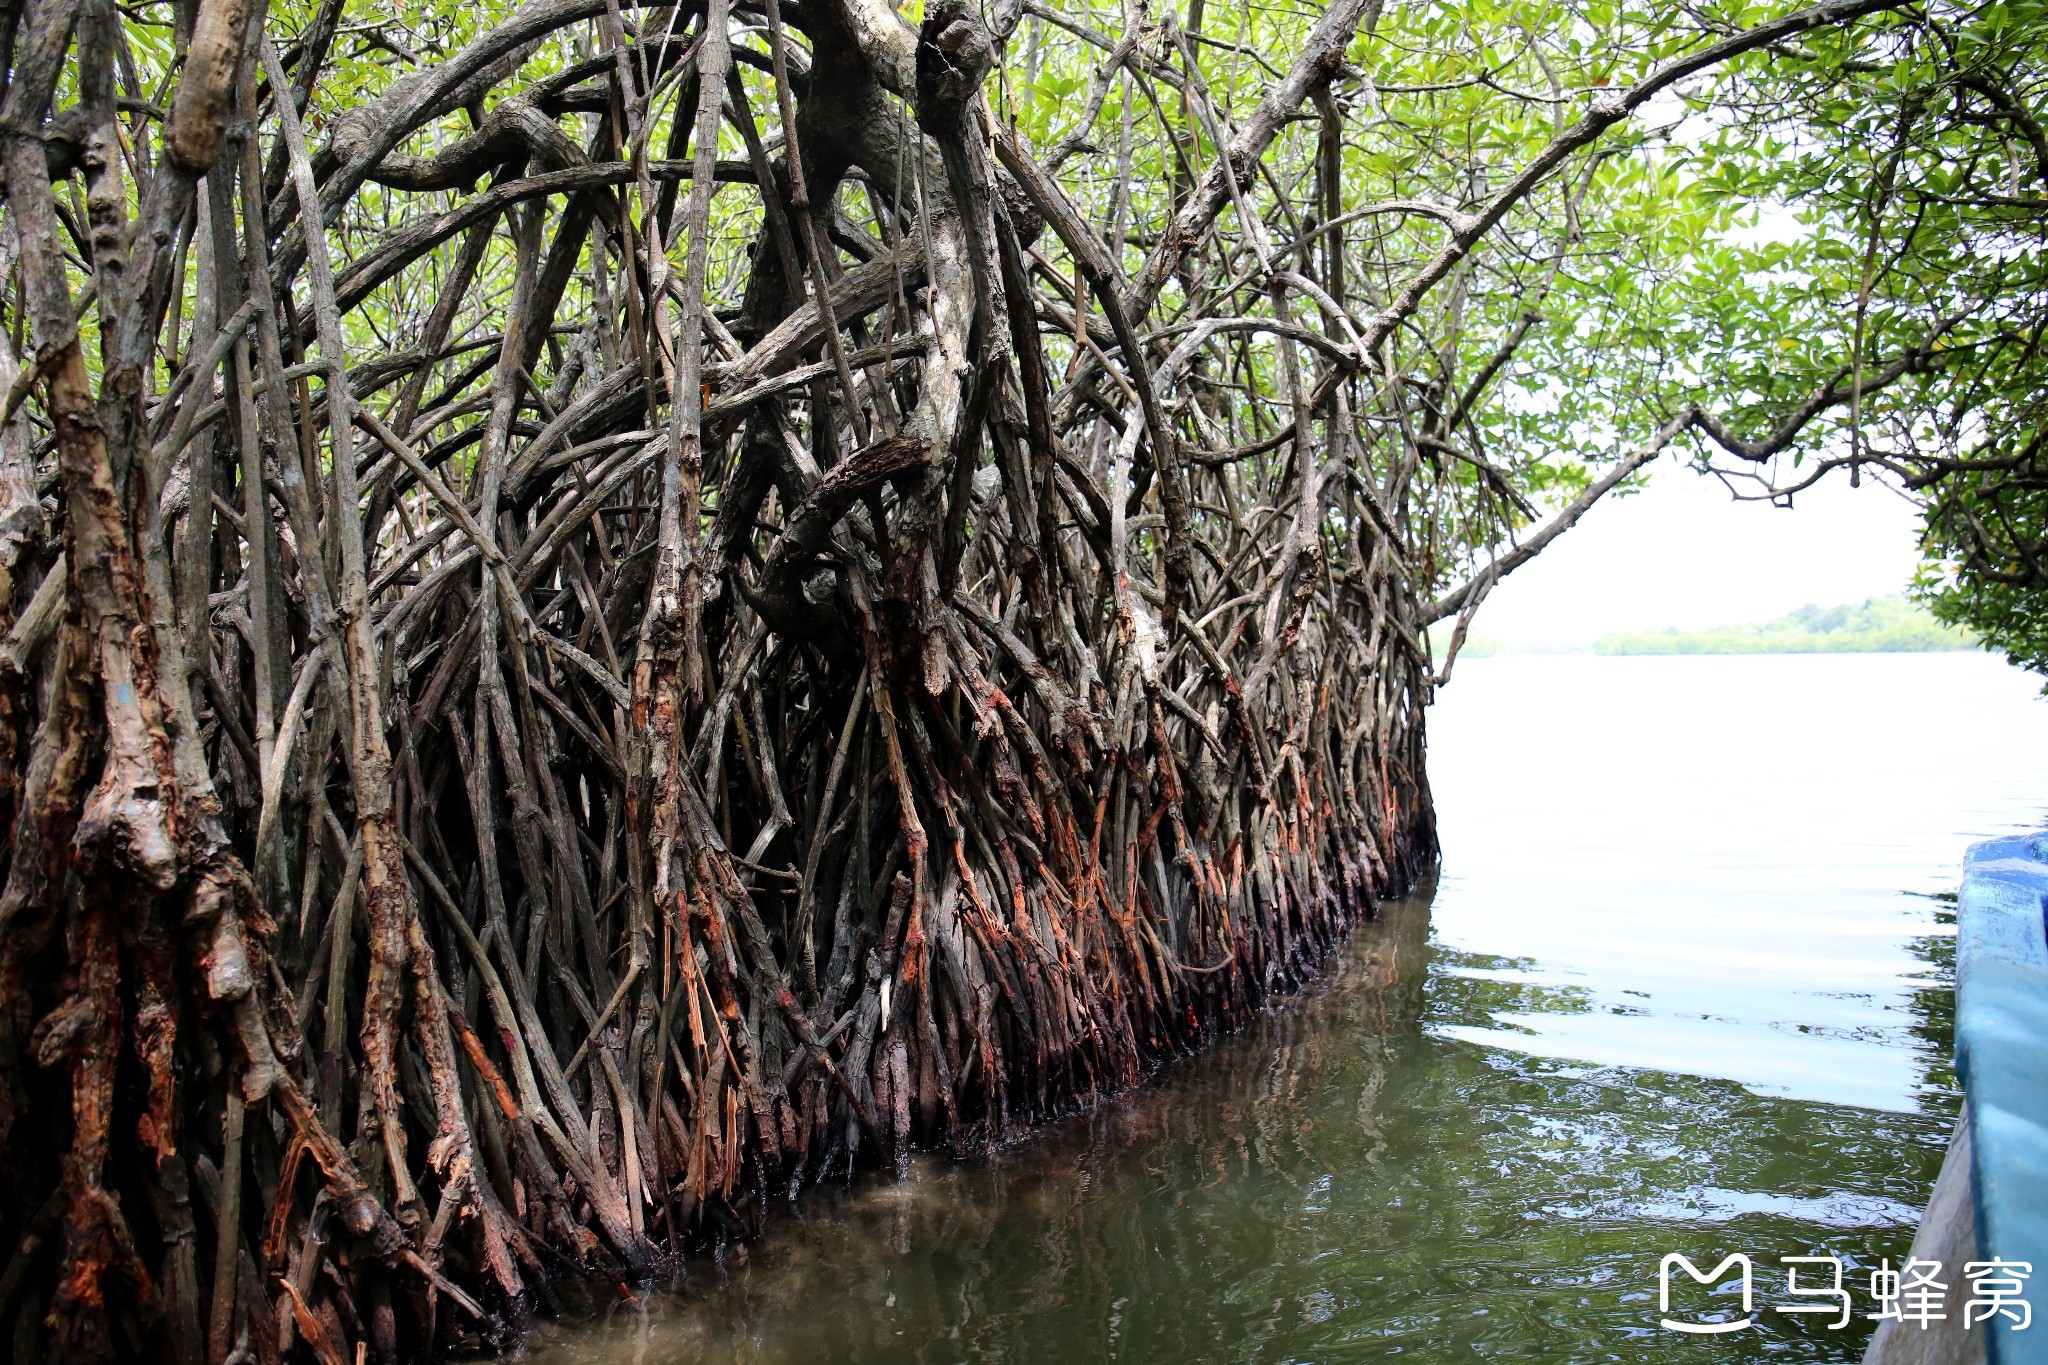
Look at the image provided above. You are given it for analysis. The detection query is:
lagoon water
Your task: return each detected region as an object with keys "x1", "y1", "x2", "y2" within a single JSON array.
[{"x1": 516, "y1": 651, "x2": 2048, "y2": 1363}]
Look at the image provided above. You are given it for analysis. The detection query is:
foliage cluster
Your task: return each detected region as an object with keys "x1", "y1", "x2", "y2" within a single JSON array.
[{"x1": 1625, "y1": 4, "x2": 2048, "y2": 674}]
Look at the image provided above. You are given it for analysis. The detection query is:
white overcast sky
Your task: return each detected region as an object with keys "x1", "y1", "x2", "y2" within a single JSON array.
[{"x1": 1471, "y1": 460, "x2": 1927, "y2": 648}]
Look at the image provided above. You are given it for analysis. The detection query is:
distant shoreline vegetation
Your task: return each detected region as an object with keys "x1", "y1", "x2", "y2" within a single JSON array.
[
  {"x1": 1434, "y1": 596, "x2": 1983, "y2": 660},
  {"x1": 1594, "y1": 596, "x2": 1979, "y2": 656}
]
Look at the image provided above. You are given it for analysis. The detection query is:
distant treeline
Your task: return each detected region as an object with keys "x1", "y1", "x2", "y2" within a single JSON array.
[{"x1": 1594, "y1": 597, "x2": 1979, "y2": 656}]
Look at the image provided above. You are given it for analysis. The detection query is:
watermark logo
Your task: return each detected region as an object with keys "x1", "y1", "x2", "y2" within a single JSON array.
[
  {"x1": 1659, "y1": 1253, "x2": 1753, "y2": 1334},
  {"x1": 1655, "y1": 1254, "x2": 2032, "y2": 1335}
]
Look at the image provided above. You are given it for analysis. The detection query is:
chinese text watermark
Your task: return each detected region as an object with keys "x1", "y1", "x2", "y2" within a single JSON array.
[{"x1": 1656, "y1": 1254, "x2": 2032, "y2": 1334}]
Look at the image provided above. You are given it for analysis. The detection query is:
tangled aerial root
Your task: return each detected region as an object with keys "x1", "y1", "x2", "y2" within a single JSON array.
[{"x1": 0, "y1": 0, "x2": 1438, "y2": 1359}]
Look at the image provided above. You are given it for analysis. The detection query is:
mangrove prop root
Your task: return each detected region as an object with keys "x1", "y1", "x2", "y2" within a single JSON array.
[{"x1": 0, "y1": 0, "x2": 1443, "y2": 1359}]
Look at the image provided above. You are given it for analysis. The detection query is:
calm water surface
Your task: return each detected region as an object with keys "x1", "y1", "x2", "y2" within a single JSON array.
[{"x1": 517, "y1": 652, "x2": 2048, "y2": 1363}]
